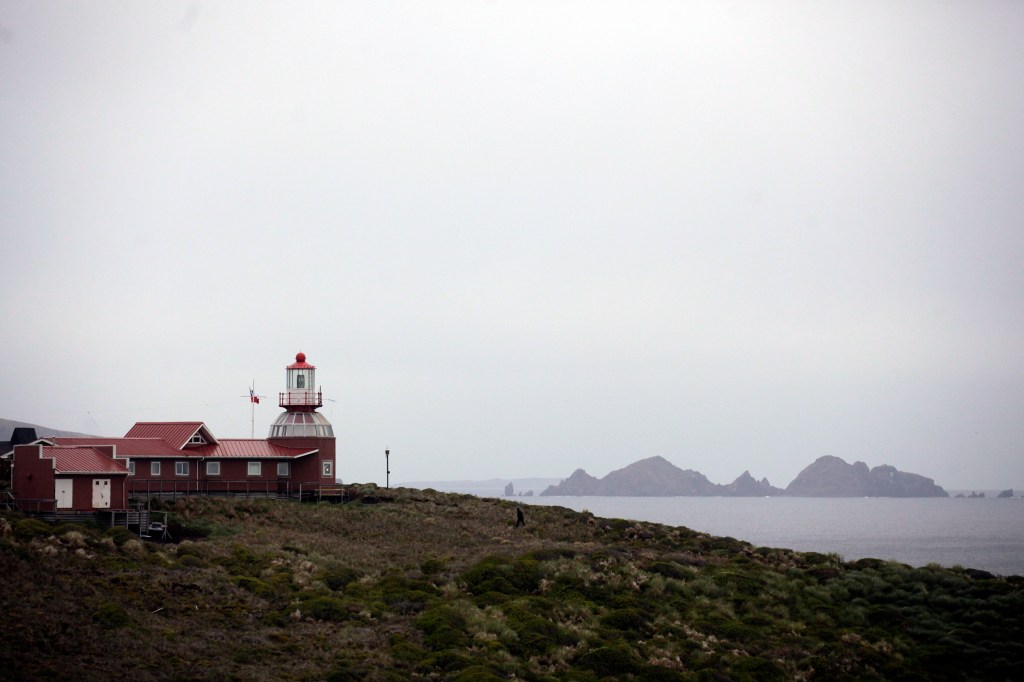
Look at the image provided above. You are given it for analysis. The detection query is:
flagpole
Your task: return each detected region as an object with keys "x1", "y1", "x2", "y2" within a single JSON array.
[{"x1": 243, "y1": 383, "x2": 265, "y2": 438}]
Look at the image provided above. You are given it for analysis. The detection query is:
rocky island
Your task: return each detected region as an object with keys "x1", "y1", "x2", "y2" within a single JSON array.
[
  {"x1": 784, "y1": 455, "x2": 947, "y2": 497},
  {"x1": 541, "y1": 454, "x2": 947, "y2": 497}
]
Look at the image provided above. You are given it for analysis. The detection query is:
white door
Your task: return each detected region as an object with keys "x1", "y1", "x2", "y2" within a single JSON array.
[
  {"x1": 92, "y1": 479, "x2": 110, "y2": 509},
  {"x1": 56, "y1": 479, "x2": 73, "y2": 509}
]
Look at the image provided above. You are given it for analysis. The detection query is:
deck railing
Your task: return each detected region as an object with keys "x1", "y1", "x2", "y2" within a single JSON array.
[{"x1": 126, "y1": 478, "x2": 341, "y2": 501}]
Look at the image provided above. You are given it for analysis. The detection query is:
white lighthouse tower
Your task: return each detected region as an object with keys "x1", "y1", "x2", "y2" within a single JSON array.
[
  {"x1": 268, "y1": 352, "x2": 336, "y2": 483},
  {"x1": 268, "y1": 352, "x2": 335, "y2": 438}
]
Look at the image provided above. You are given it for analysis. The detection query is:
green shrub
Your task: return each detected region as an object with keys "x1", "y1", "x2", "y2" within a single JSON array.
[
  {"x1": 104, "y1": 526, "x2": 137, "y2": 547},
  {"x1": 525, "y1": 547, "x2": 577, "y2": 562},
  {"x1": 232, "y1": 576, "x2": 277, "y2": 598},
  {"x1": 648, "y1": 560, "x2": 690, "y2": 580},
  {"x1": 574, "y1": 642, "x2": 638, "y2": 676},
  {"x1": 54, "y1": 522, "x2": 100, "y2": 538},
  {"x1": 730, "y1": 655, "x2": 788, "y2": 681},
  {"x1": 14, "y1": 518, "x2": 53, "y2": 541},
  {"x1": 463, "y1": 556, "x2": 514, "y2": 595},
  {"x1": 417, "y1": 649, "x2": 472, "y2": 674},
  {"x1": 472, "y1": 590, "x2": 512, "y2": 608},
  {"x1": 501, "y1": 598, "x2": 574, "y2": 656},
  {"x1": 454, "y1": 665, "x2": 506, "y2": 681},
  {"x1": 176, "y1": 554, "x2": 206, "y2": 569},
  {"x1": 416, "y1": 604, "x2": 469, "y2": 650},
  {"x1": 325, "y1": 660, "x2": 364, "y2": 682},
  {"x1": 599, "y1": 607, "x2": 651, "y2": 636},
  {"x1": 637, "y1": 665, "x2": 689, "y2": 682},
  {"x1": 322, "y1": 565, "x2": 362, "y2": 591},
  {"x1": 217, "y1": 545, "x2": 271, "y2": 577},
  {"x1": 297, "y1": 596, "x2": 353, "y2": 622},
  {"x1": 94, "y1": 602, "x2": 130, "y2": 628},
  {"x1": 390, "y1": 637, "x2": 426, "y2": 664},
  {"x1": 375, "y1": 574, "x2": 440, "y2": 605}
]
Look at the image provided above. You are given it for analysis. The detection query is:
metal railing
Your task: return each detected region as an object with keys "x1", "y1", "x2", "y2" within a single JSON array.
[
  {"x1": 126, "y1": 478, "x2": 335, "y2": 501},
  {"x1": 0, "y1": 490, "x2": 18, "y2": 511},
  {"x1": 9, "y1": 497, "x2": 56, "y2": 513},
  {"x1": 278, "y1": 390, "x2": 323, "y2": 408}
]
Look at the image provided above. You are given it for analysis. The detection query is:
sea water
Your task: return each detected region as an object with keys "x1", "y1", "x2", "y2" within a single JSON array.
[{"x1": 521, "y1": 496, "x2": 1024, "y2": 576}]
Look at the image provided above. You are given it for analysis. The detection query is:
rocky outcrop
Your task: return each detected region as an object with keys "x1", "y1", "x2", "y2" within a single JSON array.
[
  {"x1": 997, "y1": 489, "x2": 1014, "y2": 498},
  {"x1": 785, "y1": 456, "x2": 947, "y2": 497},
  {"x1": 784, "y1": 456, "x2": 870, "y2": 496},
  {"x1": 540, "y1": 456, "x2": 779, "y2": 497},
  {"x1": 725, "y1": 471, "x2": 784, "y2": 497},
  {"x1": 595, "y1": 456, "x2": 720, "y2": 496},
  {"x1": 541, "y1": 468, "x2": 601, "y2": 496}
]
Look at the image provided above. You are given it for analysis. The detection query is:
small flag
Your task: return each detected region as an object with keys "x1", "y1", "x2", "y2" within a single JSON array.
[{"x1": 250, "y1": 388, "x2": 260, "y2": 405}]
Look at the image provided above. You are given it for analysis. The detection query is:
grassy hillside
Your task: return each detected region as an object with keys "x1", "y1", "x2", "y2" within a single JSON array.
[{"x1": 1, "y1": 487, "x2": 1022, "y2": 681}]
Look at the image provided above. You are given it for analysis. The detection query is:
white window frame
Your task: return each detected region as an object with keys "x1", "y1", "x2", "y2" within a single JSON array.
[
  {"x1": 175, "y1": 461, "x2": 189, "y2": 477},
  {"x1": 277, "y1": 462, "x2": 290, "y2": 477},
  {"x1": 127, "y1": 461, "x2": 135, "y2": 476},
  {"x1": 247, "y1": 461, "x2": 261, "y2": 477},
  {"x1": 151, "y1": 461, "x2": 161, "y2": 476},
  {"x1": 206, "y1": 461, "x2": 220, "y2": 476},
  {"x1": 322, "y1": 461, "x2": 333, "y2": 477}
]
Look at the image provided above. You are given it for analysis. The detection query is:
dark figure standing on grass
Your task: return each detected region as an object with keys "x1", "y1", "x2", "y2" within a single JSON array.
[{"x1": 515, "y1": 507, "x2": 525, "y2": 527}]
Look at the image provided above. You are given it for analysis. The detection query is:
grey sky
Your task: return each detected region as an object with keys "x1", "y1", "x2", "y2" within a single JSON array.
[{"x1": 2, "y1": 2, "x2": 1022, "y2": 490}]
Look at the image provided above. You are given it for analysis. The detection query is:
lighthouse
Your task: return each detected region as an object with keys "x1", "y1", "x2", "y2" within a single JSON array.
[{"x1": 268, "y1": 352, "x2": 336, "y2": 482}]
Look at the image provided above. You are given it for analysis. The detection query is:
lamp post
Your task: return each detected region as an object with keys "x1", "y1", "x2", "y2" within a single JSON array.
[{"x1": 385, "y1": 448, "x2": 390, "y2": 489}]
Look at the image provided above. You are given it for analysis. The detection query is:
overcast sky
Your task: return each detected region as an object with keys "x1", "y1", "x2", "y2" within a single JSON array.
[{"x1": 2, "y1": 2, "x2": 1022, "y2": 490}]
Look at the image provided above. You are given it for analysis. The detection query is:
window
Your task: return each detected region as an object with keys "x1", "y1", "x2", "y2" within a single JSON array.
[
  {"x1": 277, "y1": 462, "x2": 290, "y2": 477},
  {"x1": 151, "y1": 461, "x2": 161, "y2": 476},
  {"x1": 189, "y1": 434, "x2": 207, "y2": 445},
  {"x1": 247, "y1": 461, "x2": 261, "y2": 476},
  {"x1": 296, "y1": 374, "x2": 305, "y2": 388},
  {"x1": 175, "y1": 461, "x2": 189, "y2": 476},
  {"x1": 127, "y1": 461, "x2": 135, "y2": 475},
  {"x1": 206, "y1": 461, "x2": 220, "y2": 476},
  {"x1": 322, "y1": 461, "x2": 333, "y2": 477}
]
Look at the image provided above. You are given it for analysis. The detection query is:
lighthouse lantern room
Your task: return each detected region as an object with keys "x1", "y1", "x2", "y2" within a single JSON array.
[{"x1": 268, "y1": 352, "x2": 335, "y2": 439}]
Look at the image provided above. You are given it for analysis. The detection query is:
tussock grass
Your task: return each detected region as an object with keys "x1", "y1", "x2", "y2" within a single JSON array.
[{"x1": 2, "y1": 488, "x2": 1023, "y2": 680}]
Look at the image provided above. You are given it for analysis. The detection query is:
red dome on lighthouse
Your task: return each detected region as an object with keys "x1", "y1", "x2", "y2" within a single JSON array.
[{"x1": 287, "y1": 352, "x2": 315, "y2": 370}]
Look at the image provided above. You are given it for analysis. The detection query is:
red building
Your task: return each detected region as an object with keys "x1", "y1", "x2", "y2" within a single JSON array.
[
  {"x1": 10, "y1": 443, "x2": 130, "y2": 513},
  {"x1": 8, "y1": 352, "x2": 337, "y2": 510}
]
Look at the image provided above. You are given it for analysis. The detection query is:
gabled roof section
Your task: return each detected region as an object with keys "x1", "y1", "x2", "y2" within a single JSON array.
[
  {"x1": 123, "y1": 422, "x2": 218, "y2": 449},
  {"x1": 52, "y1": 437, "x2": 184, "y2": 459},
  {"x1": 190, "y1": 440, "x2": 317, "y2": 459},
  {"x1": 43, "y1": 446, "x2": 130, "y2": 475}
]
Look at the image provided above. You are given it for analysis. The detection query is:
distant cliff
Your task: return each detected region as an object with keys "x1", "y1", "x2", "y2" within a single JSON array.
[
  {"x1": 541, "y1": 454, "x2": 946, "y2": 498},
  {"x1": 540, "y1": 456, "x2": 783, "y2": 497},
  {"x1": 785, "y1": 456, "x2": 948, "y2": 497}
]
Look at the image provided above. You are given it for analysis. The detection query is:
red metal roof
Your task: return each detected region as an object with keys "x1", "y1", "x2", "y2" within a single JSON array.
[
  {"x1": 44, "y1": 446, "x2": 130, "y2": 475},
  {"x1": 287, "y1": 351, "x2": 315, "y2": 370},
  {"x1": 190, "y1": 440, "x2": 316, "y2": 459},
  {"x1": 52, "y1": 436, "x2": 315, "y2": 460},
  {"x1": 123, "y1": 422, "x2": 218, "y2": 448},
  {"x1": 52, "y1": 437, "x2": 185, "y2": 458}
]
